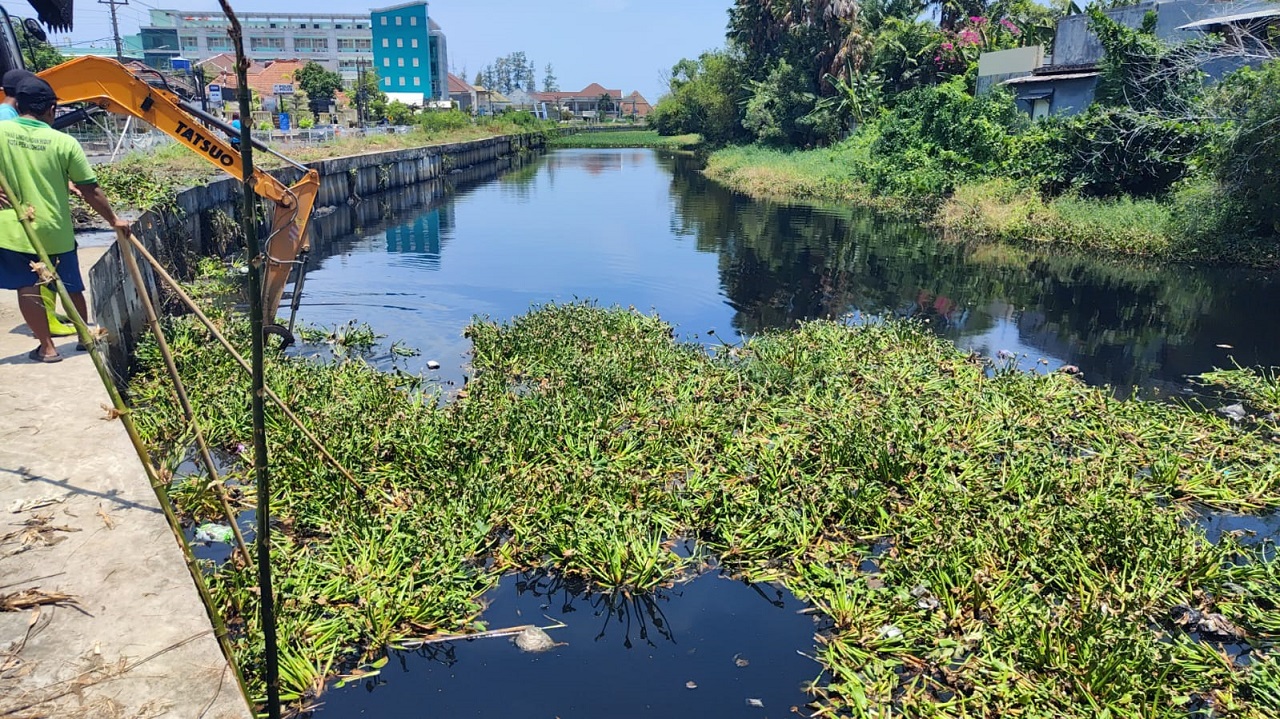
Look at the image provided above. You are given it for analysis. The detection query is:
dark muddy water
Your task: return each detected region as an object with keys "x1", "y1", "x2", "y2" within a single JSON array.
[
  {"x1": 313, "y1": 569, "x2": 824, "y2": 718},
  {"x1": 294, "y1": 149, "x2": 1280, "y2": 398}
]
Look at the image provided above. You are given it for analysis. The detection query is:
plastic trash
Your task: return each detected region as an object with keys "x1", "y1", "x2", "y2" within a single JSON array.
[{"x1": 195, "y1": 523, "x2": 235, "y2": 543}]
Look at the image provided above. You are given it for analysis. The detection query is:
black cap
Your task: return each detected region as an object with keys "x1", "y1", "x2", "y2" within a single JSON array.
[
  {"x1": 2, "y1": 69, "x2": 35, "y2": 95},
  {"x1": 15, "y1": 76, "x2": 57, "y2": 109}
]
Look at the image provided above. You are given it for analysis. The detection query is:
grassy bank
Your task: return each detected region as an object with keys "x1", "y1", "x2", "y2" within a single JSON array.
[
  {"x1": 549, "y1": 129, "x2": 701, "y2": 149},
  {"x1": 92, "y1": 118, "x2": 552, "y2": 216},
  {"x1": 132, "y1": 290, "x2": 1280, "y2": 716},
  {"x1": 703, "y1": 146, "x2": 1279, "y2": 268}
]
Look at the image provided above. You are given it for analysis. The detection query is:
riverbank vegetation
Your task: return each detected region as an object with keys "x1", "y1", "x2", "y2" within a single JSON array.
[
  {"x1": 653, "y1": 2, "x2": 1280, "y2": 266},
  {"x1": 549, "y1": 130, "x2": 701, "y2": 149},
  {"x1": 132, "y1": 281, "x2": 1280, "y2": 714},
  {"x1": 90, "y1": 112, "x2": 556, "y2": 216}
]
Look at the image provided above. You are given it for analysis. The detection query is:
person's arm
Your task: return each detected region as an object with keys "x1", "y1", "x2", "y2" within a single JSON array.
[
  {"x1": 78, "y1": 184, "x2": 129, "y2": 231},
  {"x1": 65, "y1": 139, "x2": 127, "y2": 231}
]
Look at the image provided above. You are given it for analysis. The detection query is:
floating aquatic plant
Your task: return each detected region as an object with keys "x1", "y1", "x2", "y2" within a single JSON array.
[{"x1": 130, "y1": 301, "x2": 1280, "y2": 716}]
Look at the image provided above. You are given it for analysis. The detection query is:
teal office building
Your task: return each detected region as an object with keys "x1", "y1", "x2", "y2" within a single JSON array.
[{"x1": 371, "y1": 1, "x2": 449, "y2": 103}]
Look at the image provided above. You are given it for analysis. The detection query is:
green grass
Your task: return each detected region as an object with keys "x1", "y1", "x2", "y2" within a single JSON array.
[
  {"x1": 550, "y1": 130, "x2": 701, "y2": 149},
  {"x1": 702, "y1": 146, "x2": 1279, "y2": 267},
  {"x1": 703, "y1": 143, "x2": 889, "y2": 206},
  {"x1": 92, "y1": 119, "x2": 553, "y2": 214},
  {"x1": 129, "y1": 289, "x2": 1280, "y2": 716}
]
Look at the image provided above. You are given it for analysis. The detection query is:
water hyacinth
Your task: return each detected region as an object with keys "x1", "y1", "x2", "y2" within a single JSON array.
[{"x1": 129, "y1": 300, "x2": 1280, "y2": 716}]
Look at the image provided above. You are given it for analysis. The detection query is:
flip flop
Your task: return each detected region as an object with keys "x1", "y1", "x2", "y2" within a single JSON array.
[{"x1": 28, "y1": 348, "x2": 63, "y2": 364}]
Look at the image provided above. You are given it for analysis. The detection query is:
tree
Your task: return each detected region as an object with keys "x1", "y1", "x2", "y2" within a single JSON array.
[
  {"x1": 13, "y1": 23, "x2": 65, "y2": 72},
  {"x1": 385, "y1": 100, "x2": 415, "y2": 125},
  {"x1": 479, "y1": 51, "x2": 538, "y2": 95},
  {"x1": 294, "y1": 61, "x2": 343, "y2": 106},
  {"x1": 649, "y1": 51, "x2": 749, "y2": 146},
  {"x1": 1215, "y1": 62, "x2": 1280, "y2": 235},
  {"x1": 524, "y1": 60, "x2": 537, "y2": 92},
  {"x1": 542, "y1": 63, "x2": 559, "y2": 92},
  {"x1": 474, "y1": 71, "x2": 484, "y2": 87}
]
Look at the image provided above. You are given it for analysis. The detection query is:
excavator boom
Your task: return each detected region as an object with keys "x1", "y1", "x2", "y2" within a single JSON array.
[{"x1": 9, "y1": 56, "x2": 319, "y2": 337}]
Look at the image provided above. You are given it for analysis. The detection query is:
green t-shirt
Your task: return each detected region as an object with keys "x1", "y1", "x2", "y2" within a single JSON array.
[{"x1": 0, "y1": 117, "x2": 97, "y2": 255}]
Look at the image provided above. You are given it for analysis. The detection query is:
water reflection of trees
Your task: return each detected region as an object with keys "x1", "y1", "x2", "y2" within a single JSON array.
[
  {"x1": 659, "y1": 153, "x2": 1280, "y2": 389},
  {"x1": 514, "y1": 570, "x2": 677, "y2": 649}
]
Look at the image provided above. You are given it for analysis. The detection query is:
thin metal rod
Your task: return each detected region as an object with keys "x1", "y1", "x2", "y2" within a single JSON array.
[
  {"x1": 0, "y1": 167, "x2": 252, "y2": 709},
  {"x1": 114, "y1": 227, "x2": 250, "y2": 565},
  {"x1": 220, "y1": 3, "x2": 280, "y2": 716},
  {"x1": 125, "y1": 234, "x2": 367, "y2": 497}
]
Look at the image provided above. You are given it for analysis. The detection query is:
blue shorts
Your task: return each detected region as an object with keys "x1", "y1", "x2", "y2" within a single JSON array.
[{"x1": 0, "y1": 247, "x2": 84, "y2": 293}]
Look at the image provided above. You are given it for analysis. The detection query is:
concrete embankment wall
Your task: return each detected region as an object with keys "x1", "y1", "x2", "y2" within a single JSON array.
[{"x1": 89, "y1": 132, "x2": 544, "y2": 375}]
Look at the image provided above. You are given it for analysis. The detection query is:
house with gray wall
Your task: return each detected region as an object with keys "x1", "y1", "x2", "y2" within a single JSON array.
[{"x1": 978, "y1": 0, "x2": 1279, "y2": 117}]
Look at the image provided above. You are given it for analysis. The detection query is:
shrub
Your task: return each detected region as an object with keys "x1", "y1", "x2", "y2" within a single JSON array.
[
  {"x1": 415, "y1": 108, "x2": 470, "y2": 132},
  {"x1": 1214, "y1": 61, "x2": 1280, "y2": 236}
]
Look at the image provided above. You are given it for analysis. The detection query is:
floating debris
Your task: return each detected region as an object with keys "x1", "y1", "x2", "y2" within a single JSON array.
[
  {"x1": 746, "y1": 698, "x2": 764, "y2": 708},
  {"x1": 734, "y1": 654, "x2": 750, "y2": 667},
  {"x1": 878, "y1": 625, "x2": 903, "y2": 639},
  {"x1": 426, "y1": 360, "x2": 442, "y2": 370},
  {"x1": 685, "y1": 681, "x2": 698, "y2": 690},
  {"x1": 194, "y1": 523, "x2": 235, "y2": 544},
  {"x1": 514, "y1": 626, "x2": 558, "y2": 653},
  {"x1": 1217, "y1": 403, "x2": 1248, "y2": 422}
]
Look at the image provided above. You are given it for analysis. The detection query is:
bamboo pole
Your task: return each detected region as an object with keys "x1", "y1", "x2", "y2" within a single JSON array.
[
  {"x1": 114, "y1": 227, "x2": 250, "y2": 565},
  {"x1": 219, "y1": 3, "x2": 281, "y2": 716},
  {"x1": 0, "y1": 168, "x2": 252, "y2": 708},
  {"x1": 125, "y1": 234, "x2": 367, "y2": 497}
]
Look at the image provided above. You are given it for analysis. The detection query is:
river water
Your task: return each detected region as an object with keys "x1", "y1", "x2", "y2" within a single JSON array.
[
  {"x1": 295, "y1": 148, "x2": 1280, "y2": 397},
  {"x1": 293, "y1": 148, "x2": 1279, "y2": 717}
]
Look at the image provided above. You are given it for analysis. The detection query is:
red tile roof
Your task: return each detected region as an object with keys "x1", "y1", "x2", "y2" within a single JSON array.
[
  {"x1": 534, "y1": 83, "x2": 624, "y2": 103},
  {"x1": 446, "y1": 72, "x2": 472, "y2": 94}
]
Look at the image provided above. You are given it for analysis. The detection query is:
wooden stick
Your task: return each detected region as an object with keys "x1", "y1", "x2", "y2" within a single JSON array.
[{"x1": 115, "y1": 228, "x2": 251, "y2": 566}]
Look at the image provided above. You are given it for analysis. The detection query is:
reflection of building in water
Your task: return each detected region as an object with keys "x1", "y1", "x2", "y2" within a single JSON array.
[
  {"x1": 384, "y1": 205, "x2": 455, "y2": 269},
  {"x1": 548, "y1": 151, "x2": 625, "y2": 176}
]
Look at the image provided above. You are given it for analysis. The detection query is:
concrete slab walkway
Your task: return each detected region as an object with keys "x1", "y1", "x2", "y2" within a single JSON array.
[{"x1": 0, "y1": 247, "x2": 252, "y2": 719}]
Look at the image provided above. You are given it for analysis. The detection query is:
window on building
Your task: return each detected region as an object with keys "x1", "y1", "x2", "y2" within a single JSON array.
[
  {"x1": 411, "y1": 38, "x2": 418, "y2": 48},
  {"x1": 380, "y1": 16, "x2": 387, "y2": 25},
  {"x1": 250, "y1": 37, "x2": 286, "y2": 51},
  {"x1": 410, "y1": 16, "x2": 417, "y2": 26},
  {"x1": 382, "y1": 39, "x2": 388, "y2": 47},
  {"x1": 412, "y1": 57, "x2": 419, "y2": 67},
  {"x1": 180, "y1": 36, "x2": 199, "y2": 51},
  {"x1": 338, "y1": 38, "x2": 372, "y2": 51},
  {"x1": 383, "y1": 58, "x2": 390, "y2": 67},
  {"x1": 397, "y1": 58, "x2": 404, "y2": 67},
  {"x1": 396, "y1": 16, "x2": 402, "y2": 25},
  {"x1": 396, "y1": 38, "x2": 403, "y2": 47},
  {"x1": 295, "y1": 38, "x2": 329, "y2": 52},
  {"x1": 413, "y1": 77, "x2": 420, "y2": 86},
  {"x1": 384, "y1": 77, "x2": 391, "y2": 86},
  {"x1": 399, "y1": 77, "x2": 406, "y2": 86},
  {"x1": 208, "y1": 37, "x2": 232, "y2": 51}
]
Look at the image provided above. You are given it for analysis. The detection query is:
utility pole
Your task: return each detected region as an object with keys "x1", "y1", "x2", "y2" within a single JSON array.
[{"x1": 99, "y1": 0, "x2": 128, "y2": 62}]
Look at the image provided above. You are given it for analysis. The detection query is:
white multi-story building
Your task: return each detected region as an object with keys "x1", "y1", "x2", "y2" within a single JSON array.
[{"x1": 141, "y1": 9, "x2": 376, "y2": 81}]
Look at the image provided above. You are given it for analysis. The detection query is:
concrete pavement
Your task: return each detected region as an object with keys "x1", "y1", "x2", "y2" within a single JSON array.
[{"x1": 0, "y1": 246, "x2": 252, "y2": 719}]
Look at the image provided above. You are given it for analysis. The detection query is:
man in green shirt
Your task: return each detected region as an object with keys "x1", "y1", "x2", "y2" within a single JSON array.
[
  {"x1": 0, "y1": 76, "x2": 130, "y2": 363},
  {"x1": 2, "y1": 68, "x2": 76, "y2": 338}
]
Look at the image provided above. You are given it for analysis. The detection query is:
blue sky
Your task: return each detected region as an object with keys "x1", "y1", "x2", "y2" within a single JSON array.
[{"x1": 4, "y1": 0, "x2": 733, "y2": 101}]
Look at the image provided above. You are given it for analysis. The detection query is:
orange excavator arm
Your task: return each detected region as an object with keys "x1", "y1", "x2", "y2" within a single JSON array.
[{"x1": 28, "y1": 56, "x2": 319, "y2": 334}]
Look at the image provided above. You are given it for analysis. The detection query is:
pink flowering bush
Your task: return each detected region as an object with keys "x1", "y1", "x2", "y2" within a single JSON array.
[{"x1": 932, "y1": 15, "x2": 1028, "y2": 75}]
